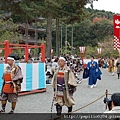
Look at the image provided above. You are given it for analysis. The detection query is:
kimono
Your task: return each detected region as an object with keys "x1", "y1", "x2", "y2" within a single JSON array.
[
  {"x1": 52, "y1": 65, "x2": 77, "y2": 107},
  {"x1": 83, "y1": 67, "x2": 89, "y2": 79},
  {"x1": 85, "y1": 61, "x2": 102, "y2": 85},
  {"x1": 116, "y1": 60, "x2": 120, "y2": 74},
  {"x1": 108, "y1": 58, "x2": 114, "y2": 73}
]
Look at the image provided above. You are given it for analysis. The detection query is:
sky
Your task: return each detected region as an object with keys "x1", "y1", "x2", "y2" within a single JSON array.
[{"x1": 86, "y1": 0, "x2": 120, "y2": 14}]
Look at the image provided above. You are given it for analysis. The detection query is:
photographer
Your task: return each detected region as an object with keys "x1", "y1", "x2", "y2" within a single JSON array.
[{"x1": 104, "y1": 93, "x2": 120, "y2": 113}]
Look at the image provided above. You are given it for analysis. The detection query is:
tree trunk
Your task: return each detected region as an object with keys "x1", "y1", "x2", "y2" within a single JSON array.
[
  {"x1": 56, "y1": 18, "x2": 58, "y2": 56},
  {"x1": 60, "y1": 25, "x2": 63, "y2": 55},
  {"x1": 34, "y1": 17, "x2": 38, "y2": 57},
  {"x1": 71, "y1": 24, "x2": 73, "y2": 54},
  {"x1": 56, "y1": 18, "x2": 60, "y2": 56},
  {"x1": 35, "y1": 18, "x2": 38, "y2": 45},
  {"x1": 25, "y1": 18, "x2": 28, "y2": 44},
  {"x1": 46, "y1": 12, "x2": 52, "y2": 58},
  {"x1": 65, "y1": 25, "x2": 67, "y2": 54},
  {"x1": 58, "y1": 19, "x2": 60, "y2": 56}
]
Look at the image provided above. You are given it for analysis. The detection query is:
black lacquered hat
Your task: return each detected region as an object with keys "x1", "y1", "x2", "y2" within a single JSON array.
[{"x1": 7, "y1": 54, "x2": 19, "y2": 60}]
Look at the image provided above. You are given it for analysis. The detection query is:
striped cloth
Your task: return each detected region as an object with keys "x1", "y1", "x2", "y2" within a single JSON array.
[
  {"x1": 0, "y1": 63, "x2": 46, "y2": 93},
  {"x1": 57, "y1": 70, "x2": 65, "y2": 96}
]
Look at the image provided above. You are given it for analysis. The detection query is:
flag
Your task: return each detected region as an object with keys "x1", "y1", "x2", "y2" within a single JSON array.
[
  {"x1": 114, "y1": 36, "x2": 120, "y2": 50},
  {"x1": 114, "y1": 15, "x2": 120, "y2": 50}
]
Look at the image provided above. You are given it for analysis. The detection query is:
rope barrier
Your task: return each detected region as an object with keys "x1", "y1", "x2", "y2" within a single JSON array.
[
  {"x1": 49, "y1": 93, "x2": 106, "y2": 120},
  {"x1": 72, "y1": 94, "x2": 106, "y2": 113},
  {"x1": 107, "y1": 93, "x2": 112, "y2": 95},
  {"x1": 49, "y1": 89, "x2": 112, "y2": 120}
]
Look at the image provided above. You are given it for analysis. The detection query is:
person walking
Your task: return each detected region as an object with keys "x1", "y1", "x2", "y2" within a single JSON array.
[
  {"x1": 0, "y1": 54, "x2": 23, "y2": 114},
  {"x1": 116, "y1": 57, "x2": 120, "y2": 79},
  {"x1": 85, "y1": 55, "x2": 102, "y2": 88},
  {"x1": 52, "y1": 57, "x2": 77, "y2": 116},
  {"x1": 108, "y1": 57, "x2": 115, "y2": 75}
]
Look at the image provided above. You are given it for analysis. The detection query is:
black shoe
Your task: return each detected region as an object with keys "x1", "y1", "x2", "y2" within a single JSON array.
[
  {"x1": 0, "y1": 109, "x2": 5, "y2": 113},
  {"x1": 8, "y1": 110, "x2": 14, "y2": 114}
]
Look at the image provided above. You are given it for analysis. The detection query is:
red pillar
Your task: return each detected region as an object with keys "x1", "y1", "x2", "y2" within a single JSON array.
[
  {"x1": 98, "y1": 53, "x2": 100, "y2": 59},
  {"x1": 9, "y1": 48, "x2": 12, "y2": 55},
  {"x1": 25, "y1": 45, "x2": 28, "y2": 62},
  {"x1": 41, "y1": 44, "x2": 45, "y2": 62},
  {"x1": 4, "y1": 40, "x2": 10, "y2": 63},
  {"x1": 81, "y1": 53, "x2": 84, "y2": 61}
]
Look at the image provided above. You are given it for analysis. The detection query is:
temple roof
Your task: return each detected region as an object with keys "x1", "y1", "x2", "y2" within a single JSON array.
[
  {"x1": 19, "y1": 23, "x2": 46, "y2": 32},
  {"x1": 21, "y1": 36, "x2": 42, "y2": 43}
]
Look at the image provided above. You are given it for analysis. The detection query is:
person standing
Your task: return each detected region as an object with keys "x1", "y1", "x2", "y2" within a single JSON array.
[
  {"x1": 52, "y1": 57, "x2": 77, "y2": 116},
  {"x1": 108, "y1": 57, "x2": 115, "y2": 75},
  {"x1": 116, "y1": 57, "x2": 120, "y2": 79},
  {"x1": 51, "y1": 58, "x2": 59, "y2": 76},
  {"x1": 0, "y1": 54, "x2": 23, "y2": 114},
  {"x1": 86, "y1": 56, "x2": 102, "y2": 88}
]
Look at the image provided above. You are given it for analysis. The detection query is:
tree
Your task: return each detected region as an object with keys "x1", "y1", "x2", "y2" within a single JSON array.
[
  {"x1": 16, "y1": 0, "x2": 91, "y2": 57},
  {"x1": 98, "y1": 36, "x2": 118, "y2": 58},
  {"x1": 0, "y1": 17, "x2": 20, "y2": 43},
  {"x1": 0, "y1": 0, "x2": 99, "y2": 57}
]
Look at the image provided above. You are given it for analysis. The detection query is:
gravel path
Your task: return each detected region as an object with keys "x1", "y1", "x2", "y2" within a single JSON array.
[{"x1": 3, "y1": 68, "x2": 120, "y2": 113}]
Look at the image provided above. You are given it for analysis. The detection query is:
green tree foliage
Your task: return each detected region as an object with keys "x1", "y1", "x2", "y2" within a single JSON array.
[
  {"x1": 0, "y1": 17, "x2": 20, "y2": 43},
  {"x1": 98, "y1": 36, "x2": 118, "y2": 58},
  {"x1": 14, "y1": 0, "x2": 90, "y2": 57},
  {"x1": 0, "y1": 17, "x2": 22, "y2": 56},
  {"x1": 1, "y1": 0, "x2": 117, "y2": 58},
  {"x1": 53, "y1": 17, "x2": 113, "y2": 48},
  {"x1": 51, "y1": 8, "x2": 115, "y2": 57},
  {"x1": 58, "y1": 0, "x2": 89, "y2": 24}
]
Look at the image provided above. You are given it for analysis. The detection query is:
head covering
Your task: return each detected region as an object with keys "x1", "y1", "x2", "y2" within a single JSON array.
[
  {"x1": 91, "y1": 55, "x2": 94, "y2": 59},
  {"x1": 7, "y1": 54, "x2": 19, "y2": 61},
  {"x1": 59, "y1": 57, "x2": 66, "y2": 61}
]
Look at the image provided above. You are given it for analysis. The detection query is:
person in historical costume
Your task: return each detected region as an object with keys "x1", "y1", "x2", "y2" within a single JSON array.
[
  {"x1": 108, "y1": 57, "x2": 115, "y2": 75},
  {"x1": 0, "y1": 54, "x2": 23, "y2": 114},
  {"x1": 51, "y1": 58, "x2": 59, "y2": 76},
  {"x1": 52, "y1": 57, "x2": 77, "y2": 116},
  {"x1": 84, "y1": 56, "x2": 102, "y2": 88},
  {"x1": 101, "y1": 58, "x2": 105, "y2": 68},
  {"x1": 116, "y1": 57, "x2": 120, "y2": 79}
]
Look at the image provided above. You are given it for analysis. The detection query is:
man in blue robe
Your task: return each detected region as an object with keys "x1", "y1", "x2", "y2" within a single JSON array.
[{"x1": 86, "y1": 56, "x2": 102, "y2": 88}]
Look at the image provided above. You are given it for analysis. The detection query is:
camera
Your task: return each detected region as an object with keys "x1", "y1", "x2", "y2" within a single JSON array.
[{"x1": 103, "y1": 97, "x2": 112, "y2": 110}]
